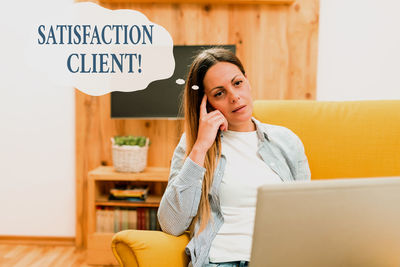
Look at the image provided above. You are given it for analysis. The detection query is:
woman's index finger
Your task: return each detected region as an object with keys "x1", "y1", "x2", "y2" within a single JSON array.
[{"x1": 200, "y1": 94, "x2": 208, "y2": 117}]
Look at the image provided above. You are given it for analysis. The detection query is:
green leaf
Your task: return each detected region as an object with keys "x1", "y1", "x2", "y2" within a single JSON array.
[{"x1": 113, "y1": 135, "x2": 149, "y2": 146}]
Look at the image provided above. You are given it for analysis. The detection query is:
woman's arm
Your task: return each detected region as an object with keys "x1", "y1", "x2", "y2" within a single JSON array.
[
  {"x1": 158, "y1": 95, "x2": 228, "y2": 236},
  {"x1": 157, "y1": 133, "x2": 206, "y2": 236}
]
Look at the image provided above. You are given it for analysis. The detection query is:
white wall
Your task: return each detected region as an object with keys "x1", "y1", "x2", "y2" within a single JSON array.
[
  {"x1": 0, "y1": 0, "x2": 75, "y2": 236},
  {"x1": 317, "y1": 0, "x2": 400, "y2": 100},
  {"x1": 0, "y1": 0, "x2": 398, "y2": 237}
]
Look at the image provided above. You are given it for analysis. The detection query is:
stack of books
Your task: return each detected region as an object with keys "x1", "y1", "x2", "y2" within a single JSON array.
[
  {"x1": 96, "y1": 207, "x2": 160, "y2": 232},
  {"x1": 109, "y1": 185, "x2": 149, "y2": 202}
]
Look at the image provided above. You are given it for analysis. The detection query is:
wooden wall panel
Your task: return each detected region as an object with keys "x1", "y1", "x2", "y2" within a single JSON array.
[
  {"x1": 100, "y1": 0, "x2": 295, "y2": 4},
  {"x1": 76, "y1": 0, "x2": 319, "y2": 247}
]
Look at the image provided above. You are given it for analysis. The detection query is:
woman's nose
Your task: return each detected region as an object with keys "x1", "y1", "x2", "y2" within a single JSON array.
[{"x1": 230, "y1": 93, "x2": 240, "y2": 103}]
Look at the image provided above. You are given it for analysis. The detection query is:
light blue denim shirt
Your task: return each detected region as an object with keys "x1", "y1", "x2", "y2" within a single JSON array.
[{"x1": 157, "y1": 117, "x2": 311, "y2": 267}]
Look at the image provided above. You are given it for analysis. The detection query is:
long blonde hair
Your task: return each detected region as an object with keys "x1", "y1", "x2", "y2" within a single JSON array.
[{"x1": 181, "y1": 47, "x2": 246, "y2": 236}]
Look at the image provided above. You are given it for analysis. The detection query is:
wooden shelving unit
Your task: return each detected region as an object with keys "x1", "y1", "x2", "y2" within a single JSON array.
[{"x1": 86, "y1": 166, "x2": 169, "y2": 265}]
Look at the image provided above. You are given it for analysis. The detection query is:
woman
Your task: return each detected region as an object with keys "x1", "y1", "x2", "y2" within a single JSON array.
[{"x1": 157, "y1": 48, "x2": 311, "y2": 267}]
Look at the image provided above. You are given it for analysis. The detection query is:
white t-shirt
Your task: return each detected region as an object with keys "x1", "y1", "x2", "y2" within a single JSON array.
[{"x1": 208, "y1": 130, "x2": 283, "y2": 263}]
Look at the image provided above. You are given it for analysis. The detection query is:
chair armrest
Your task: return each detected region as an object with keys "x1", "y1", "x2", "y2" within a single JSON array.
[{"x1": 111, "y1": 230, "x2": 190, "y2": 267}]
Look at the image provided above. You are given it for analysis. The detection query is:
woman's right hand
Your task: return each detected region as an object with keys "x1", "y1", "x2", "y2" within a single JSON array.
[{"x1": 193, "y1": 94, "x2": 228, "y2": 154}]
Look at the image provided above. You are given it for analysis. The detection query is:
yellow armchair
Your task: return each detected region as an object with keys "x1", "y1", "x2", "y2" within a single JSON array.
[
  {"x1": 111, "y1": 230, "x2": 190, "y2": 267},
  {"x1": 111, "y1": 100, "x2": 400, "y2": 267}
]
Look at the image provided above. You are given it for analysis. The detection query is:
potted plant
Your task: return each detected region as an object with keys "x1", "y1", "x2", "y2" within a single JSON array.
[{"x1": 111, "y1": 135, "x2": 150, "y2": 173}]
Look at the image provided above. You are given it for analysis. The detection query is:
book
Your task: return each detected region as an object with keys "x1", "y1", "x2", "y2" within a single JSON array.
[
  {"x1": 149, "y1": 208, "x2": 156, "y2": 230},
  {"x1": 136, "y1": 208, "x2": 141, "y2": 230},
  {"x1": 96, "y1": 208, "x2": 103, "y2": 232},
  {"x1": 142, "y1": 208, "x2": 146, "y2": 230},
  {"x1": 107, "y1": 208, "x2": 115, "y2": 233},
  {"x1": 121, "y1": 209, "x2": 129, "y2": 230},
  {"x1": 114, "y1": 208, "x2": 120, "y2": 233},
  {"x1": 145, "y1": 208, "x2": 150, "y2": 230},
  {"x1": 103, "y1": 208, "x2": 109, "y2": 233},
  {"x1": 110, "y1": 186, "x2": 149, "y2": 200},
  {"x1": 108, "y1": 195, "x2": 146, "y2": 202},
  {"x1": 128, "y1": 209, "x2": 137, "y2": 229},
  {"x1": 137, "y1": 208, "x2": 145, "y2": 230}
]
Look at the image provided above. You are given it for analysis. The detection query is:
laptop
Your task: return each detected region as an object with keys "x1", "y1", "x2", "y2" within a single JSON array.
[{"x1": 250, "y1": 177, "x2": 400, "y2": 267}]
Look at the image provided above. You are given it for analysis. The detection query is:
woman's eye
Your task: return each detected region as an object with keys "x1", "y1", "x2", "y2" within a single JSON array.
[
  {"x1": 234, "y1": 80, "x2": 243, "y2": 86},
  {"x1": 214, "y1": 91, "x2": 223, "y2": 97}
]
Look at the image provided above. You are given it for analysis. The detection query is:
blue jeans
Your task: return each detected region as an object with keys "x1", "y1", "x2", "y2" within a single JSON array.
[{"x1": 203, "y1": 261, "x2": 249, "y2": 267}]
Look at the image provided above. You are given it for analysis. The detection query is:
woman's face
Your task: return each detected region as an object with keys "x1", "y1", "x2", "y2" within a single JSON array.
[{"x1": 203, "y1": 61, "x2": 253, "y2": 131}]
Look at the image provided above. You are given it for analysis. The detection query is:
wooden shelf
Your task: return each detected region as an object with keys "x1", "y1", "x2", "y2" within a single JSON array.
[
  {"x1": 96, "y1": 195, "x2": 162, "y2": 207},
  {"x1": 89, "y1": 166, "x2": 169, "y2": 182},
  {"x1": 87, "y1": 166, "x2": 167, "y2": 265}
]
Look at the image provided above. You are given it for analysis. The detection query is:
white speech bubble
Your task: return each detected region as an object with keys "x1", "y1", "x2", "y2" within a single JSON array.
[
  {"x1": 176, "y1": 78, "x2": 185, "y2": 85},
  {"x1": 28, "y1": 2, "x2": 174, "y2": 96}
]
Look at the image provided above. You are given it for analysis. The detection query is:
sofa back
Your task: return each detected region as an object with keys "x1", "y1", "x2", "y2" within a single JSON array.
[{"x1": 253, "y1": 100, "x2": 400, "y2": 179}]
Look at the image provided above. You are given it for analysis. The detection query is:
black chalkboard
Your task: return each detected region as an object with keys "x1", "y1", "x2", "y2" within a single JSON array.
[{"x1": 111, "y1": 45, "x2": 236, "y2": 118}]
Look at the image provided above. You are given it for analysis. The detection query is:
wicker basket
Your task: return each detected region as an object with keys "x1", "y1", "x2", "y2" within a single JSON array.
[{"x1": 111, "y1": 137, "x2": 149, "y2": 173}]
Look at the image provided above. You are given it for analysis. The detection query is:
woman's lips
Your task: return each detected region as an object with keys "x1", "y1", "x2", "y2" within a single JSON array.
[{"x1": 232, "y1": 105, "x2": 246, "y2": 113}]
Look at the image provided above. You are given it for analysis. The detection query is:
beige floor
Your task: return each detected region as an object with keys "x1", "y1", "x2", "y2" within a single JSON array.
[{"x1": 0, "y1": 244, "x2": 116, "y2": 267}]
